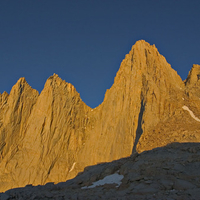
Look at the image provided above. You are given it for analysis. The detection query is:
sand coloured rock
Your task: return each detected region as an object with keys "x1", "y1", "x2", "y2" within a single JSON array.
[{"x1": 0, "y1": 40, "x2": 200, "y2": 192}]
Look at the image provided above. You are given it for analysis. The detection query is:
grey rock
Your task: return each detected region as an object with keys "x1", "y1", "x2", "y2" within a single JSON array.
[
  {"x1": 159, "y1": 179, "x2": 174, "y2": 190},
  {"x1": 173, "y1": 179, "x2": 196, "y2": 190},
  {"x1": 1, "y1": 143, "x2": 200, "y2": 199},
  {"x1": 0, "y1": 193, "x2": 9, "y2": 200},
  {"x1": 187, "y1": 188, "x2": 200, "y2": 199}
]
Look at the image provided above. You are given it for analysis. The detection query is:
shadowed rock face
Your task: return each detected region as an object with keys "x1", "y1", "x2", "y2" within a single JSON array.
[
  {"x1": 0, "y1": 40, "x2": 200, "y2": 192},
  {"x1": 2, "y1": 143, "x2": 200, "y2": 200}
]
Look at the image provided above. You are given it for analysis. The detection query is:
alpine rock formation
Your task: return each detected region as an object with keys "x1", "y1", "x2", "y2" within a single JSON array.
[{"x1": 0, "y1": 40, "x2": 200, "y2": 193}]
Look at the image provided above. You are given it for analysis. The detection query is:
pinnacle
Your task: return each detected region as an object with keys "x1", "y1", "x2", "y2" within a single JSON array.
[
  {"x1": 132, "y1": 40, "x2": 157, "y2": 52},
  {"x1": 44, "y1": 73, "x2": 79, "y2": 95},
  {"x1": 12, "y1": 77, "x2": 29, "y2": 90},
  {"x1": 16, "y1": 77, "x2": 27, "y2": 84},
  {"x1": 134, "y1": 40, "x2": 151, "y2": 47},
  {"x1": 185, "y1": 64, "x2": 200, "y2": 87},
  {"x1": 48, "y1": 73, "x2": 61, "y2": 81},
  {"x1": 192, "y1": 64, "x2": 200, "y2": 69},
  {"x1": 134, "y1": 39, "x2": 149, "y2": 45},
  {"x1": 46, "y1": 73, "x2": 63, "y2": 86},
  {"x1": 53, "y1": 73, "x2": 59, "y2": 77}
]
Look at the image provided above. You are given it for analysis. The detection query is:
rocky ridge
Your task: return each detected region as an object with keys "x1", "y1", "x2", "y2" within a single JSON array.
[{"x1": 0, "y1": 40, "x2": 200, "y2": 193}]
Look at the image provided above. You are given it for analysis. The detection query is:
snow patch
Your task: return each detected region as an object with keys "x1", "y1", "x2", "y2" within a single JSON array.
[
  {"x1": 182, "y1": 106, "x2": 200, "y2": 122},
  {"x1": 69, "y1": 162, "x2": 76, "y2": 172},
  {"x1": 81, "y1": 173, "x2": 124, "y2": 189}
]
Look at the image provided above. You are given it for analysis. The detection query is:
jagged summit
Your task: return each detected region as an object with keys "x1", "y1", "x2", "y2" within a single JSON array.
[
  {"x1": 185, "y1": 64, "x2": 200, "y2": 86},
  {"x1": 0, "y1": 40, "x2": 200, "y2": 193},
  {"x1": 114, "y1": 40, "x2": 182, "y2": 86},
  {"x1": 132, "y1": 39, "x2": 156, "y2": 47},
  {"x1": 16, "y1": 77, "x2": 26, "y2": 83},
  {"x1": 131, "y1": 40, "x2": 158, "y2": 55},
  {"x1": 184, "y1": 64, "x2": 200, "y2": 99},
  {"x1": 47, "y1": 73, "x2": 62, "y2": 82}
]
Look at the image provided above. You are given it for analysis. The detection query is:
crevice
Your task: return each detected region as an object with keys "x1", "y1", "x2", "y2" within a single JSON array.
[{"x1": 132, "y1": 100, "x2": 145, "y2": 154}]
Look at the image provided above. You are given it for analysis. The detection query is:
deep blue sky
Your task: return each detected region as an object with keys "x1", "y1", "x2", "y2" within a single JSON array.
[{"x1": 1, "y1": 0, "x2": 200, "y2": 108}]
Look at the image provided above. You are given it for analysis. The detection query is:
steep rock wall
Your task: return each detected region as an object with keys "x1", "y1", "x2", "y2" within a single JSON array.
[{"x1": 0, "y1": 40, "x2": 200, "y2": 192}]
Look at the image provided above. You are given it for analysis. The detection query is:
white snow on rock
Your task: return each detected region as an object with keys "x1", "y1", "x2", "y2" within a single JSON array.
[
  {"x1": 81, "y1": 173, "x2": 124, "y2": 189},
  {"x1": 69, "y1": 162, "x2": 76, "y2": 172},
  {"x1": 182, "y1": 105, "x2": 200, "y2": 122}
]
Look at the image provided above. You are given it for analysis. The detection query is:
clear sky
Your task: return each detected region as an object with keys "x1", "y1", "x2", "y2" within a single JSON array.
[{"x1": 1, "y1": 0, "x2": 200, "y2": 108}]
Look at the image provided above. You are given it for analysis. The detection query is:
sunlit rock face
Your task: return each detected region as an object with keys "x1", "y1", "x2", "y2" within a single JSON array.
[{"x1": 0, "y1": 40, "x2": 200, "y2": 192}]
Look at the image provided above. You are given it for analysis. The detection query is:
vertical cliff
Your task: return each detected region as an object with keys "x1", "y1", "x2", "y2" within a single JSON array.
[
  {"x1": 76, "y1": 40, "x2": 184, "y2": 167},
  {"x1": 0, "y1": 40, "x2": 200, "y2": 192}
]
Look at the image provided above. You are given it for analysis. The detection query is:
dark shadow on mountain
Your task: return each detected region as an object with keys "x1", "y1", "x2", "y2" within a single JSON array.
[
  {"x1": 132, "y1": 100, "x2": 145, "y2": 154},
  {"x1": 3, "y1": 142, "x2": 200, "y2": 199},
  {"x1": 55, "y1": 142, "x2": 200, "y2": 190}
]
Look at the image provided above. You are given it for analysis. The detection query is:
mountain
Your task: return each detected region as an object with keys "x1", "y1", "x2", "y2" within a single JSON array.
[{"x1": 0, "y1": 40, "x2": 200, "y2": 193}]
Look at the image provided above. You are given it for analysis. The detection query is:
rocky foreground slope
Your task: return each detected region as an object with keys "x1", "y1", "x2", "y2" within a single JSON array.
[
  {"x1": 0, "y1": 40, "x2": 200, "y2": 193},
  {"x1": 1, "y1": 143, "x2": 200, "y2": 199}
]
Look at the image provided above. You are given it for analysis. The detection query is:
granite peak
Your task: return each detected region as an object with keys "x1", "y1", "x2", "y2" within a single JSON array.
[{"x1": 0, "y1": 40, "x2": 200, "y2": 193}]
